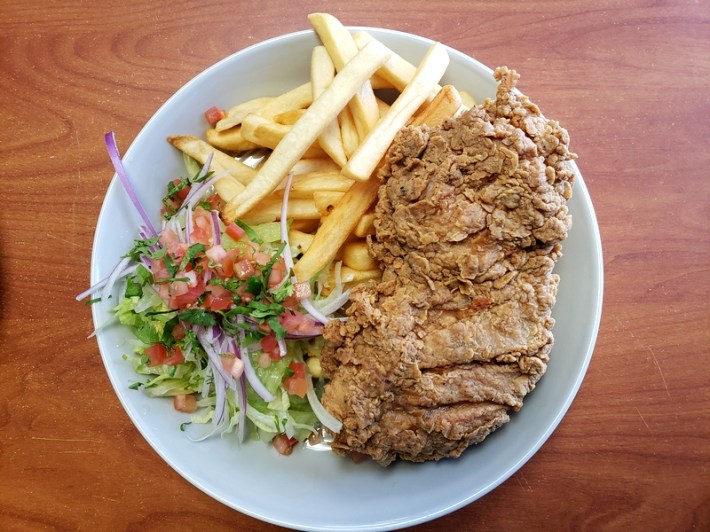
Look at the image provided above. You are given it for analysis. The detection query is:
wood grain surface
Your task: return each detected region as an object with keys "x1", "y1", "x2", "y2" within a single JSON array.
[{"x1": 1, "y1": 0, "x2": 708, "y2": 530}]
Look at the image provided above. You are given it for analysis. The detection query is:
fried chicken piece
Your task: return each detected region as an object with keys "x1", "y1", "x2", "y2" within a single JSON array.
[{"x1": 321, "y1": 67, "x2": 576, "y2": 465}]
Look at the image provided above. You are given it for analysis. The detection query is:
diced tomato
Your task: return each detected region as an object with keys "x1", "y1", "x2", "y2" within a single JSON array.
[
  {"x1": 169, "y1": 277, "x2": 205, "y2": 309},
  {"x1": 289, "y1": 361, "x2": 306, "y2": 378},
  {"x1": 204, "y1": 106, "x2": 225, "y2": 127},
  {"x1": 254, "y1": 251, "x2": 271, "y2": 266},
  {"x1": 171, "y1": 323, "x2": 186, "y2": 340},
  {"x1": 278, "y1": 309, "x2": 321, "y2": 336},
  {"x1": 221, "y1": 354, "x2": 244, "y2": 379},
  {"x1": 173, "y1": 394, "x2": 197, "y2": 413},
  {"x1": 145, "y1": 344, "x2": 183, "y2": 367},
  {"x1": 190, "y1": 206, "x2": 214, "y2": 246},
  {"x1": 260, "y1": 334, "x2": 280, "y2": 357},
  {"x1": 292, "y1": 281, "x2": 311, "y2": 301},
  {"x1": 171, "y1": 178, "x2": 190, "y2": 201},
  {"x1": 225, "y1": 222, "x2": 245, "y2": 241},
  {"x1": 234, "y1": 258, "x2": 255, "y2": 280},
  {"x1": 163, "y1": 346, "x2": 183, "y2": 365},
  {"x1": 145, "y1": 343, "x2": 167, "y2": 366},
  {"x1": 204, "y1": 293, "x2": 232, "y2": 311},
  {"x1": 268, "y1": 267, "x2": 284, "y2": 288},
  {"x1": 283, "y1": 361, "x2": 307, "y2": 398},
  {"x1": 272, "y1": 433, "x2": 298, "y2": 456},
  {"x1": 205, "y1": 193, "x2": 223, "y2": 211},
  {"x1": 159, "y1": 227, "x2": 186, "y2": 258}
]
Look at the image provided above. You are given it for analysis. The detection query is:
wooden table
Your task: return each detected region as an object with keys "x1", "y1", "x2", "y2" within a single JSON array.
[{"x1": 3, "y1": 1, "x2": 708, "y2": 529}]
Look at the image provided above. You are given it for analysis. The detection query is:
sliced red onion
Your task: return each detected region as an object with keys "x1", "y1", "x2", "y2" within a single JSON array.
[
  {"x1": 313, "y1": 289, "x2": 351, "y2": 316},
  {"x1": 277, "y1": 338, "x2": 287, "y2": 358},
  {"x1": 104, "y1": 131, "x2": 157, "y2": 238},
  {"x1": 230, "y1": 331, "x2": 275, "y2": 403},
  {"x1": 210, "y1": 210, "x2": 221, "y2": 246},
  {"x1": 236, "y1": 374, "x2": 247, "y2": 442},
  {"x1": 300, "y1": 298, "x2": 330, "y2": 325},
  {"x1": 76, "y1": 263, "x2": 138, "y2": 301},
  {"x1": 306, "y1": 374, "x2": 342, "y2": 433},
  {"x1": 101, "y1": 256, "x2": 132, "y2": 301},
  {"x1": 197, "y1": 152, "x2": 214, "y2": 180},
  {"x1": 279, "y1": 172, "x2": 295, "y2": 271},
  {"x1": 185, "y1": 208, "x2": 192, "y2": 245},
  {"x1": 184, "y1": 168, "x2": 230, "y2": 210},
  {"x1": 212, "y1": 363, "x2": 228, "y2": 426}
]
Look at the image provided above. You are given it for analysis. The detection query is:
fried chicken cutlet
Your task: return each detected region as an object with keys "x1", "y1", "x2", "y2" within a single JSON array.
[{"x1": 321, "y1": 67, "x2": 576, "y2": 465}]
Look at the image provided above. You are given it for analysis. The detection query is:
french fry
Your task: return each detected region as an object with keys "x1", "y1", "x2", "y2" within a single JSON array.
[
  {"x1": 336, "y1": 266, "x2": 381, "y2": 285},
  {"x1": 353, "y1": 31, "x2": 442, "y2": 98},
  {"x1": 241, "y1": 195, "x2": 321, "y2": 225},
  {"x1": 206, "y1": 126, "x2": 259, "y2": 153},
  {"x1": 313, "y1": 190, "x2": 346, "y2": 216},
  {"x1": 353, "y1": 211, "x2": 375, "y2": 237},
  {"x1": 308, "y1": 13, "x2": 380, "y2": 139},
  {"x1": 291, "y1": 158, "x2": 341, "y2": 175},
  {"x1": 217, "y1": 83, "x2": 313, "y2": 132},
  {"x1": 342, "y1": 240, "x2": 377, "y2": 271},
  {"x1": 215, "y1": 96, "x2": 274, "y2": 132},
  {"x1": 288, "y1": 229, "x2": 315, "y2": 256},
  {"x1": 410, "y1": 84, "x2": 462, "y2": 128},
  {"x1": 370, "y1": 74, "x2": 394, "y2": 90},
  {"x1": 287, "y1": 171, "x2": 353, "y2": 198},
  {"x1": 255, "y1": 82, "x2": 313, "y2": 119},
  {"x1": 273, "y1": 109, "x2": 306, "y2": 125},
  {"x1": 167, "y1": 135, "x2": 256, "y2": 201},
  {"x1": 375, "y1": 97, "x2": 391, "y2": 118},
  {"x1": 293, "y1": 54, "x2": 459, "y2": 282},
  {"x1": 222, "y1": 39, "x2": 391, "y2": 222},
  {"x1": 292, "y1": 177, "x2": 380, "y2": 281},
  {"x1": 241, "y1": 114, "x2": 327, "y2": 159},
  {"x1": 342, "y1": 42, "x2": 450, "y2": 181},
  {"x1": 290, "y1": 219, "x2": 320, "y2": 233},
  {"x1": 338, "y1": 106, "x2": 360, "y2": 158},
  {"x1": 311, "y1": 45, "x2": 348, "y2": 168}
]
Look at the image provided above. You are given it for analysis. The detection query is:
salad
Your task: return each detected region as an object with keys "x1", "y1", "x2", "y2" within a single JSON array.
[{"x1": 80, "y1": 132, "x2": 346, "y2": 456}]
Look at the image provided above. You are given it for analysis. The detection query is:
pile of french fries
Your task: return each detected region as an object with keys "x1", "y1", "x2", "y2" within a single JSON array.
[{"x1": 169, "y1": 13, "x2": 475, "y2": 289}]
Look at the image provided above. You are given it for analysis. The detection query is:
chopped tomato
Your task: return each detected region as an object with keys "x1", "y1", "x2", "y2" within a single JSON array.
[
  {"x1": 260, "y1": 334, "x2": 280, "y2": 358},
  {"x1": 292, "y1": 281, "x2": 311, "y2": 300},
  {"x1": 163, "y1": 346, "x2": 183, "y2": 365},
  {"x1": 221, "y1": 354, "x2": 244, "y2": 379},
  {"x1": 204, "y1": 293, "x2": 232, "y2": 311},
  {"x1": 254, "y1": 251, "x2": 271, "y2": 266},
  {"x1": 278, "y1": 309, "x2": 320, "y2": 336},
  {"x1": 145, "y1": 343, "x2": 167, "y2": 366},
  {"x1": 171, "y1": 323, "x2": 186, "y2": 340},
  {"x1": 272, "y1": 433, "x2": 298, "y2": 456},
  {"x1": 190, "y1": 206, "x2": 214, "y2": 246},
  {"x1": 205, "y1": 193, "x2": 223, "y2": 211},
  {"x1": 173, "y1": 394, "x2": 197, "y2": 413},
  {"x1": 159, "y1": 227, "x2": 186, "y2": 258},
  {"x1": 289, "y1": 361, "x2": 306, "y2": 378},
  {"x1": 145, "y1": 344, "x2": 182, "y2": 366},
  {"x1": 169, "y1": 277, "x2": 206, "y2": 309},
  {"x1": 268, "y1": 267, "x2": 284, "y2": 288},
  {"x1": 171, "y1": 178, "x2": 190, "y2": 201},
  {"x1": 284, "y1": 361, "x2": 307, "y2": 398},
  {"x1": 204, "y1": 106, "x2": 225, "y2": 127},
  {"x1": 225, "y1": 222, "x2": 245, "y2": 241},
  {"x1": 234, "y1": 258, "x2": 255, "y2": 280}
]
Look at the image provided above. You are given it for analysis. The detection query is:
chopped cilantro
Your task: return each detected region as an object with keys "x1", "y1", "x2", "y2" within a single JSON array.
[
  {"x1": 235, "y1": 219, "x2": 263, "y2": 244},
  {"x1": 124, "y1": 236, "x2": 165, "y2": 262},
  {"x1": 177, "y1": 308, "x2": 217, "y2": 327},
  {"x1": 179, "y1": 243, "x2": 206, "y2": 271}
]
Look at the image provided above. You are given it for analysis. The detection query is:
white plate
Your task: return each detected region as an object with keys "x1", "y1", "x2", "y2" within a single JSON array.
[{"x1": 91, "y1": 27, "x2": 603, "y2": 531}]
